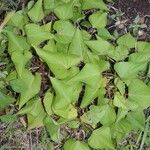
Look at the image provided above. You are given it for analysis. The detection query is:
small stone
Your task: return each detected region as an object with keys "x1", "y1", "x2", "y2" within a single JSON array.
[{"x1": 138, "y1": 30, "x2": 144, "y2": 36}]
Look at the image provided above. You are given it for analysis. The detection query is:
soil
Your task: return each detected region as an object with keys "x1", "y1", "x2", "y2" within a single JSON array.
[
  {"x1": 113, "y1": 0, "x2": 150, "y2": 41},
  {"x1": 114, "y1": 0, "x2": 150, "y2": 18}
]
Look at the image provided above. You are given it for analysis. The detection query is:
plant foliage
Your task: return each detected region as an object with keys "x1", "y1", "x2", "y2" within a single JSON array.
[{"x1": 0, "y1": 0, "x2": 150, "y2": 149}]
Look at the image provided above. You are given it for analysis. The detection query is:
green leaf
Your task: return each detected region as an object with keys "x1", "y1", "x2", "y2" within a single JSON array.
[
  {"x1": 128, "y1": 79, "x2": 150, "y2": 109},
  {"x1": 67, "y1": 120, "x2": 80, "y2": 129},
  {"x1": 0, "y1": 92, "x2": 15, "y2": 110},
  {"x1": 116, "y1": 108, "x2": 128, "y2": 123},
  {"x1": 88, "y1": 126, "x2": 115, "y2": 150},
  {"x1": 25, "y1": 23, "x2": 53, "y2": 45},
  {"x1": 54, "y1": 1, "x2": 74, "y2": 20},
  {"x1": 51, "y1": 78, "x2": 81, "y2": 109},
  {"x1": 8, "y1": 11, "x2": 28, "y2": 30},
  {"x1": 137, "y1": 41, "x2": 150, "y2": 52},
  {"x1": 56, "y1": 42, "x2": 69, "y2": 53},
  {"x1": 43, "y1": 0, "x2": 59, "y2": 10},
  {"x1": 10, "y1": 70, "x2": 41, "y2": 108},
  {"x1": 112, "y1": 119, "x2": 132, "y2": 142},
  {"x1": 114, "y1": 78, "x2": 125, "y2": 95},
  {"x1": 34, "y1": 46, "x2": 81, "y2": 79},
  {"x1": 64, "y1": 139, "x2": 90, "y2": 150},
  {"x1": 0, "y1": 114, "x2": 17, "y2": 123},
  {"x1": 83, "y1": 50, "x2": 110, "y2": 70},
  {"x1": 127, "y1": 111, "x2": 145, "y2": 130},
  {"x1": 41, "y1": 22, "x2": 52, "y2": 32},
  {"x1": 11, "y1": 51, "x2": 32, "y2": 78},
  {"x1": 80, "y1": 79, "x2": 104, "y2": 108},
  {"x1": 28, "y1": 0, "x2": 44, "y2": 22},
  {"x1": 69, "y1": 28, "x2": 86, "y2": 58},
  {"x1": 85, "y1": 37, "x2": 113, "y2": 55},
  {"x1": 117, "y1": 33, "x2": 137, "y2": 49},
  {"x1": 82, "y1": 104, "x2": 116, "y2": 126},
  {"x1": 99, "y1": 104, "x2": 116, "y2": 126},
  {"x1": 51, "y1": 78, "x2": 74, "y2": 108},
  {"x1": 44, "y1": 116, "x2": 60, "y2": 142},
  {"x1": 129, "y1": 51, "x2": 150, "y2": 63},
  {"x1": 97, "y1": 28, "x2": 115, "y2": 40},
  {"x1": 53, "y1": 20, "x2": 75, "y2": 44},
  {"x1": 82, "y1": 0, "x2": 108, "y2": 10},
  {"x1": 113, "y1": 92, "x2": 128, "y2": 109},
  {"x1": 18, "y1": 98, "x2": 46, "y2": 129},
  {"x1": 6, "y1": 31, "x2": 30, "y2": 54},
  {"x1": 69, "y1": 63, "x2": 101, "y2": 87},
  {"x1": 43, "y1": 39, "x2": 57, "y2": 52},
  {"x1": 89, "y1": 12, "x2": 107, "y2": 29},
  {"x1": 108, "y1": 45, "x2": 129, "y2": 61},
  {"x1": 43, "y1": 92, "x2": 53, "y2": 115},
  {"x1": 52, "y1": 104, "x2": 77, "y2": 119},
  {"x1": 114, "y1": 62, "x2": 146, "y2": 80}
]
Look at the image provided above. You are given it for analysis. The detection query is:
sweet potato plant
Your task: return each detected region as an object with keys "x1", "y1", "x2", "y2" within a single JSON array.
[{"x1": 0, "y1": 0, "x2": 150, "y2": 149}]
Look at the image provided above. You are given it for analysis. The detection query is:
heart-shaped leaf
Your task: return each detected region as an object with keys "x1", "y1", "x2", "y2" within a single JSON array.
[
  {"x1": 54, "y1": 1, "x2": 74, "y2": 20},
  {"x1": 25, "y1": 23, "x2": 53, "y2": 45},
  {"x1": 10, "y1": 70, "x2": 41, "y2": 108},
  {"x1": 28, "y1": 0, "x2": 44, "y2": 22},
  {"x1": 89, "y1": 12, "x2": 107, "y2": 29},
  {"x1": 64, "y1": 139, "x2": 90, "y2": 150},
  {"x1": 53, "y1": 20, "x2": 75, "y2": 44},
  {"x1": 128, "y1": 79, "x2": 150, "y2": 109},
  {"x1": 82, "y1": 0, "x2": 108, "y2": 10},
  {"x1": 0, "y1": 92, "x2": 15, "y2": 110},
  {"x1": 117, "y1": 33, "x2": 137, "y2": 49},
  {"x1": 114, "y1": 62, "x2": 146, "y2": 80},
  {"x1": 88, "y1": 126, "x2": 114, "y2": 150},
  {"x1": 6, "y1": 31, "x2": 30, "y2": 54}
]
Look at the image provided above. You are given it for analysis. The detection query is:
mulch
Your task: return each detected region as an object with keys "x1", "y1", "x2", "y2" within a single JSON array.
[
  {"x1": 113, "y1": 0, "x2": 150, "y2": 41},
  {"x1": 114, "y1": 0, "x2": 150, "y2": 18}
]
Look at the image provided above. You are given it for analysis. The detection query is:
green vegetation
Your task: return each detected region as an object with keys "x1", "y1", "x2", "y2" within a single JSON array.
[{"x1": 0, "y1": 0, "x2": 150, "y2": 149}]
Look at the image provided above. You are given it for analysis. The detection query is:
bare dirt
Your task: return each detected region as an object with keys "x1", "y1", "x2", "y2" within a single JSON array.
[
  {"x1": 114, "y1": 0, "x2": 150, "y2": 18},
  {"x1": 113, "y1": 0, "x2": 150, "y2": 41}
]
